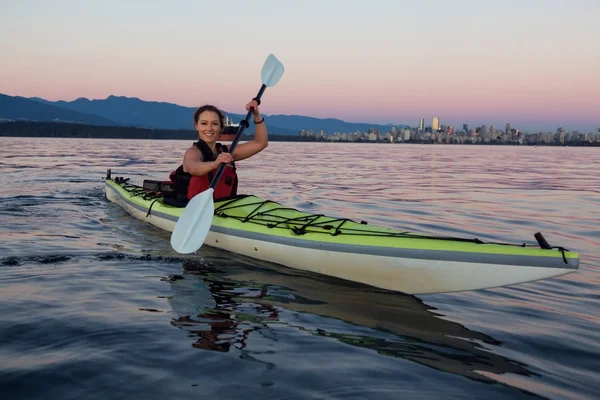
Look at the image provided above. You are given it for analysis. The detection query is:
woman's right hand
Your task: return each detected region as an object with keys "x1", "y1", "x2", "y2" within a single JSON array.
[{"x1": 214, "y1": 152, "x2": 233, "y2": 168}]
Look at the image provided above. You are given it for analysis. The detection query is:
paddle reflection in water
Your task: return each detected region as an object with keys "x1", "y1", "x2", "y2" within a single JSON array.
[{"x1": 164, "y1": 251, "x2": 536, "y2": 385}]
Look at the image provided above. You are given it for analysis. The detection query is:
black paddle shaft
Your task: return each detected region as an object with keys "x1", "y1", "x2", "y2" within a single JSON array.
[{"x1": 209, "y1": 84, "x2": 267, "y2": 189}]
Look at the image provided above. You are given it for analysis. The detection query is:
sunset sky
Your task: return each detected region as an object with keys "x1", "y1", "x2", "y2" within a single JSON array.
[{"x1": 1, "y1": 0, "x2": 598, "y2": 132}]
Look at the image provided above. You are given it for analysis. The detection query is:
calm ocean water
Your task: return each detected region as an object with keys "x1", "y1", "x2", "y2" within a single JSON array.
[{"x1": 0, "y1": 137, "x2": 598, "y2": 399}]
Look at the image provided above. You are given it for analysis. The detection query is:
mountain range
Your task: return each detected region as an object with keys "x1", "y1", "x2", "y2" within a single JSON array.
[
  {"x1": 1, "y1": 93, "x2": 403, "y2": 135},
  {"x1": 0, "y1": 94, "x2": 116, "y2": 126}
]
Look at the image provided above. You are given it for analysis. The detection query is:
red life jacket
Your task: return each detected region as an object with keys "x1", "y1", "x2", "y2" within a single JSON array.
[{"x1": 169, "y1": 140, "x2": 238, "y2": 202}]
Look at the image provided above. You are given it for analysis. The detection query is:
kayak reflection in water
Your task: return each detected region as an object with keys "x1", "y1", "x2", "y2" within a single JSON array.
[
  {"x1": 170, "y1": 263, "x2": 279, "y2": 352},
  {"x1": 166, "y1": 256, "x2": 537, "y2": 385},
  {"x1": 166, "y1": 100, "x2": 268, "y2": 206}
]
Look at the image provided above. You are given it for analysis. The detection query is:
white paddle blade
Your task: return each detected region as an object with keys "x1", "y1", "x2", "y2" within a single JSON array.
[
  {"x1": 170, "y1": 189, "x2": 215, "y2": 254},
  {"x1": 261, "y1": 54, "x2": 285, "y2": 87}
]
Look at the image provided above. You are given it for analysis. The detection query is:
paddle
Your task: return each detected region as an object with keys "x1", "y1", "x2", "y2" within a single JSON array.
[{"x1": 170, "y1": 54, "x2": 285, "y2": 254}]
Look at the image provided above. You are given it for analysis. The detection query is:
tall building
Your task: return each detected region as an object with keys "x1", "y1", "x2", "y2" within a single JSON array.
[
  {"x1": 558, "y1": 127, "x2": 565, "y2": 144},
  {"x1": 432, "y1": 117, "x2": 440, "y2": 131},
  {"x1": 463, "y1": 124, "x2": 469, "y2": 133},
  {"x1": 505, "y1": 122, "x2": 511, "y2": 135},
  {"x1": 369, "y1": 128, "x2": 379, "y2": 141},
  {"x1": 419, "y1": 118, "x2": 425, "y2": 130}
]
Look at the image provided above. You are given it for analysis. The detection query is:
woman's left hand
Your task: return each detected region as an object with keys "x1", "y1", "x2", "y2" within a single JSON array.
[{"x1": 246, "y1": 100, "x2": 260, "y2": 116}]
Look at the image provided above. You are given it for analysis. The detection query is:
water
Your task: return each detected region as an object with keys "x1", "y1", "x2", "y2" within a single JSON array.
[{"x1": 1, "y1": 138, "x2": 598, "y2": 399}]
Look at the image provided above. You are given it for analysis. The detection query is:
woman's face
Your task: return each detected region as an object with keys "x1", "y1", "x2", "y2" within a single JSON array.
[{"x1": 195, "y1": 111, "x2": 222, "y2": 144}]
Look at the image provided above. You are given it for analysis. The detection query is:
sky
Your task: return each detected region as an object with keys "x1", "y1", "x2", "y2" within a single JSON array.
[{"x1": 1, "y1": 0, "x2": 599, "y2": 133}]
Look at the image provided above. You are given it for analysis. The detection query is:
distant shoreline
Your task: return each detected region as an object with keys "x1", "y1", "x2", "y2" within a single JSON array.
[{"x1": 1, "y1": 121, "x2": 598, "y2": 146}]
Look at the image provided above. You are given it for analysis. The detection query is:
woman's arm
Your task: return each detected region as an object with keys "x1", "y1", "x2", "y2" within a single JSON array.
[
  {"x1": 231, "y1": 100, "x2": 268, "y2": 161},
  {"x1": 183, "y1": 146, "x2": 233, "y2": 176}
]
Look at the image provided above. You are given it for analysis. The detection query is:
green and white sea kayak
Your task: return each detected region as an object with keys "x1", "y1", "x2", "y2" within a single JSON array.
[{"x1": 104, "y1": 175, "x2": 579, "y2": 295}]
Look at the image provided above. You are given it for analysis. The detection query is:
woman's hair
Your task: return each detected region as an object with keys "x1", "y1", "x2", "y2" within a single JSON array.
[{"x1": 193, "y1": 105, "x2": 225, "y2": 129}]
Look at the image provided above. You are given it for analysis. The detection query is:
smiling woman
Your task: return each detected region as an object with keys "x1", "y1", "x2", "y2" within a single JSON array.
[{"x1": 164, "y1": 100, "x2": 268, "y2": 207}]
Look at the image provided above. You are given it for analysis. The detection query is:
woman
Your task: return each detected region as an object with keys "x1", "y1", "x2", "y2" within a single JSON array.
[{"x1": 167, "y1": 99, "x2": 267, "y2": 205}]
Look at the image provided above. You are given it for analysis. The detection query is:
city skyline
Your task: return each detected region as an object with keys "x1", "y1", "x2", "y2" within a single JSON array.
[
  {"x1": 1, "y1": 0, "x2": 598, "y2": 132},
  {"x1": 298, "y1": 123, "x2": 599, "y2": 145},
  {"x1": 406, "y1": 116, "x2": 597, "y2": 135}
]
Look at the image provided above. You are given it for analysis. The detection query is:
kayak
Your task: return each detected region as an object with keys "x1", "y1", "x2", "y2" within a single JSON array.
[{"x1": 104, "y1": 172, "x2": 579, "y2": 295}]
